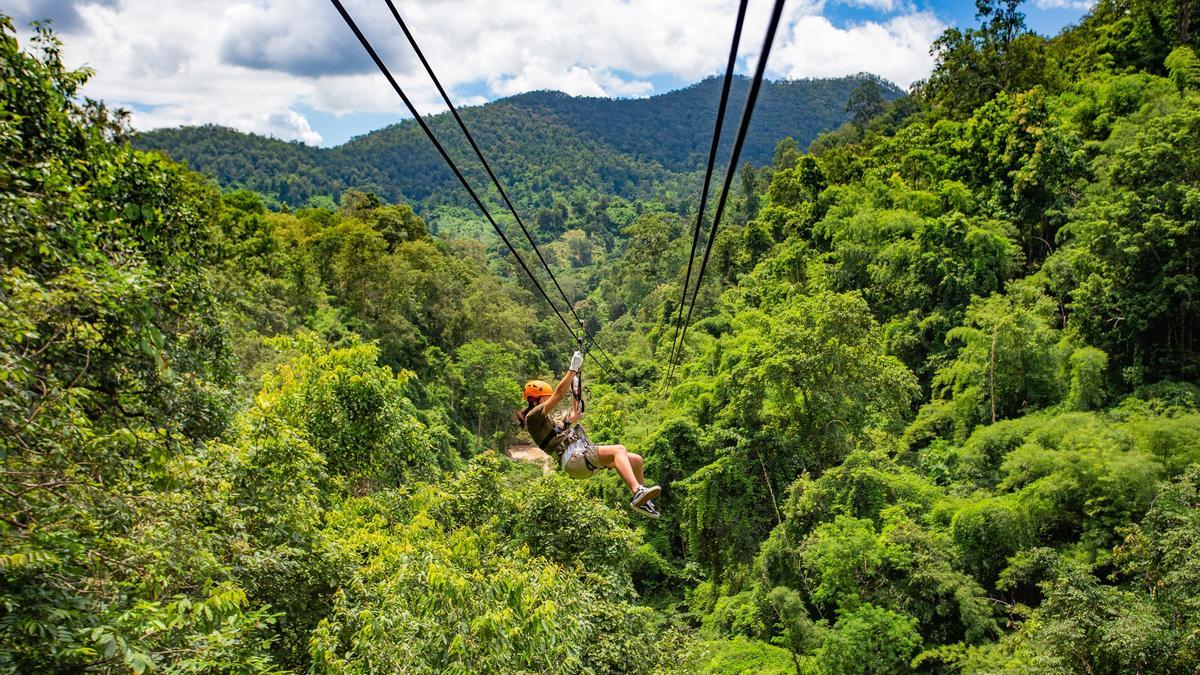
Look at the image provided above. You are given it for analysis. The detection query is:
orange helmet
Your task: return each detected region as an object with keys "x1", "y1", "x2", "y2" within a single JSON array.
[{"x1": 523, "y1": 380, "x2": 553, "y2": 401}]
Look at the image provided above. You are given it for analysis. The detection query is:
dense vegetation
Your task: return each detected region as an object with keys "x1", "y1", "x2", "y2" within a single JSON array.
[
  {"x1": 3, "y1": 0, "x2": 1200, "y2": 672},
  {"x1": 134, "y1": 75, "x2": 899, "y2": 211}
]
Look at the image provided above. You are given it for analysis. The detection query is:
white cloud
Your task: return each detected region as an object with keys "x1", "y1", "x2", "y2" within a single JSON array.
[
  {"x1": 218, "y1": 0, "x2": 376, "y2": 77},
  {"x1": 1033, "y1": 0, "x2": 1095, "y2": 9},
  {"x1": 839, "y1": 0, "x2": 901, "y2": 11},
  {"x1": 266, "y1": 110, "x2": 324, "y2": 145},
  {"x1": 770, "y1": 11, "x2": 945, "y2": 87},
  {"x1": 16, "y1": 0, "x2": 950, "y2": 145},
  {"x1": 489, "y1": 65, "x2": 654, "y2": 99},
  {"x1": 133, "y1": 105, "x2": 323, "y2": 145}
]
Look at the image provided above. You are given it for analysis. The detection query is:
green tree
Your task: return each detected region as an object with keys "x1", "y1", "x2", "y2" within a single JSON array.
[
  {"x1": 815, "y1": 604, "x2": 921, "y2": 674},
  {"x1": 924, "y1": 0, "x2": 1052, "y2": 116},
  {"x1": 951, "y1": 497, "x2": 1028, "y2": 587},
  {"x1": 678, "y1": 292, "x2": 919, "y2": 576},
  {"x1": 719, "y1": 292, "x2": 918, "y2": 460},
  {"x1": 257, "y1": 337, "x2": 451, "y2": 487},
  {"x1": 772, "y1": 137, "x2": 802, "y2": 170},
  {"x1": 372, "y1": 202, "x2": 428, "y2": 248},
  {"x1": 615, "y1": 211, "x2": 685, "y2": 324},
  {"x1": 1056, "y1": 101, "x2": 1200, "y2": 381},
  {"x1": 309, "y1": 456, "x2": 655, "y2": 673},
  {"x1": 0, "y1": 20, "x2": 276, "y2": 670},
  {"x1": 338, "y1": 187, "x2": 382, "y2": 218},
  {"x1": 447, "y1": 339, "x2": 521, "y2": 448},
  {"x1": 1066, "y1": 346, "x2": 1108, "y2": 411},
  {"x1": 845, "y1": 79, "x2": 887, "y2": 129},
  {"x1": 1165, "y1": 45, "x2": 1200, "y2": 91},
  {"x1": 927, "y1": 287, "x2": 1066, "y2": 439}
]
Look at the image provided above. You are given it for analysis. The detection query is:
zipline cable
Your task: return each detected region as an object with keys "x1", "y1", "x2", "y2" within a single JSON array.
[
  {"x1": 382, "y1": 0, "x2": 626, "y2": 383},
  {"x1": 665, "y1": 0, "x2": 749, "y2": 379},
  {"x1": 670, "y1": 0, "x2": 787, "y2": 380},
  {"x1": 329, "y1": 0, "x2": 624, "y2": 381}
]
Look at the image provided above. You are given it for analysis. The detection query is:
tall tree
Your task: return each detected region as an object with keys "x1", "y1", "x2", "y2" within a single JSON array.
[{"x1": 845, "y1": 79, "x2": 887, "y2": 129}]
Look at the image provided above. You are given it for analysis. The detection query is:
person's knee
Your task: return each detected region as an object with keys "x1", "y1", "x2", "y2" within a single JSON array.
[
  {"x1": 629, "y1": 453, "x2": 643, "y2": 466},
  {"x1": 598, "y1": 444, "x2": 628, "y2": 462}
]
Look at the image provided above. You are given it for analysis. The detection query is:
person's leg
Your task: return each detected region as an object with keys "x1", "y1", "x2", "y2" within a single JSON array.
[
  {"x1": 629, "y1": 452, "x2": 646, "y2": 486},
  {"x1": 595, "y1": 444, "x2": 640, "y2": 494}
]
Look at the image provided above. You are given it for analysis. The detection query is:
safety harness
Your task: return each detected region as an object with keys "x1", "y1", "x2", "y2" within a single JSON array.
[
  {"x1": 535, "y1": 424, "x2": 562, "y2": 452},
  {"x1": 538, "y1": 423, "x2": 599, "y2": 471}
]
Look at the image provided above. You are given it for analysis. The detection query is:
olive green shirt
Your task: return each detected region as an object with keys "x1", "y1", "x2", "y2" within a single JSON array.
[{"x1": 527, "y1": 405, "x2": 561, "y2": 453}]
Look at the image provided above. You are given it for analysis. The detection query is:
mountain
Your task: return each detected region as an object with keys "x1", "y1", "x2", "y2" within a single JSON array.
[
  {"x1": 135, "y1": 75, "x2": 901, "y2": 209},
  {"x1": 503, "y1": 75, "x2": 900, "y2": 170}
]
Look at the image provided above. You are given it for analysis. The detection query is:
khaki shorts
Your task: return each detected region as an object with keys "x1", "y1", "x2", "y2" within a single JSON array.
[{"x1": 561, "y1": 439, "x2": 601, "y2": 479}]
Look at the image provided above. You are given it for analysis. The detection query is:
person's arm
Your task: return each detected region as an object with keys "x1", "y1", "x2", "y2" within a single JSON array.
[
  {"x1": 564, "y1": 395, "x2": 583, "y2": 425},
  {"x1": 533, "y1": 351, "x2": 584, "y2": 416}
]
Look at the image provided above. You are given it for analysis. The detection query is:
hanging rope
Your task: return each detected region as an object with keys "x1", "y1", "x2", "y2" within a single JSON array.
[
  {"x1": 669, "y1": 0, "x2": 787, "y2": 382},
  {"x1": 666, "y1": 0, "x2": 749, "y2": 380},
  {"x1": 328, "y1": 0, "x2": 627, "y2": 381},
  {"x1": 383, "y1": 0, "x2": 627, "y2": 383}
]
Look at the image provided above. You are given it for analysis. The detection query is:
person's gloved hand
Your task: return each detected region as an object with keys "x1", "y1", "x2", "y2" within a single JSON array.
[{"x1": 569, "y1": 350, "x2": 584, "y2": 371}]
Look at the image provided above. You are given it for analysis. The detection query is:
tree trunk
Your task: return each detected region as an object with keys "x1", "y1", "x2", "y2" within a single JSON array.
[{"x1": 1180, "y1": 0, "x2": 1194, "y2": 45}]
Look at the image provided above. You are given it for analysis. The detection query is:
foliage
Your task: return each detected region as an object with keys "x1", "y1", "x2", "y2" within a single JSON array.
[
  {"x1": 1053, "y1": 97, "x2": 1200, "y2": 381},
  {"x1": 929, "y1": 287, "x2": 1068, "y2": 440},
  {"x1": 310, "y1": 456, "x2": 655, "y2": 674},
  {"x1": 962, "y1": 469, "x2": 1200, "y2": 672},
  {"x1": 846, "y1": 79, "x2": 889, "y2": 129},
  {"x1": 6, "y1": 2, "x2": 1200, "y2": 672},
  {"x1": 0, "y1": 19, "x2": 275, "y2": 672},
  {"x1": 675, "y1": 637, "x2": 796, "y2": 675},
  {"x1": 1165, "y1": 45, "x2": 1200, "y2": 91},
  {"x1": 675, "y1": 291, "x2": 918, "y2": 577},
  {"x1": 446, "y1": 339, "x2": 523, "y2": 448},
  {"x1": 255, "y1": 337, "x2": 452, "y2": 487},
  {"x1": 923, "y1": 0, "x2": 1056, "y2": 117},
  {"x1": 814, "y1": 603, "x2": 921, "y2": 674}
]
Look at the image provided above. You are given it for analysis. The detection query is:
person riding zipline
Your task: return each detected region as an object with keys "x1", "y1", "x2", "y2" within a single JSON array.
[{"x1": 517, "y1": 350, "x2": 662, "y2": 518}]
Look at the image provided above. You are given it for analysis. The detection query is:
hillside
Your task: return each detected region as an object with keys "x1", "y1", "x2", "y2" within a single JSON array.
[
  {"x1": 500, "y1": 75, "x2": 900, "y2": 169},
  {"x1": 135, "y1": 74, "x2": 899, "y2": 209}
]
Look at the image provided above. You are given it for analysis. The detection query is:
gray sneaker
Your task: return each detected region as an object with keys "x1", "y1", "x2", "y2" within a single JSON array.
[
  {"x1": 632, "y1": 500, "x2": 661, "y2": 519},
  {"x1": 630, "y1": 484, "x2": 661, "y2": 507}
]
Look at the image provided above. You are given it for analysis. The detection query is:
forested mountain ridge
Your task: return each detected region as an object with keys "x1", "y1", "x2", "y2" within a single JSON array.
[
  {"x1": 5, "y1": 1, "x2": 1200, "y2": 673},
  {"x1": 134, "y1": 74, "x2": 899, "y2": 209},
  {"x1": 501, "y1": 75, "x2": 902, "y2": 169}
]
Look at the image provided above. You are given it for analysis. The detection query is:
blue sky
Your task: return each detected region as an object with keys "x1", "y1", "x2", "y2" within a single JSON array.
[
  {"x1": 12, "y1": 0, "x2": 1093, "y2": 147},
  {"x1": 918, "y1": 0, "x2": 1091, "y2": 36}
]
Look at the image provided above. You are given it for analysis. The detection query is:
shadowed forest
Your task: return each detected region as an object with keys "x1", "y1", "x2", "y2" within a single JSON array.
[{"x1": 2, "y1": 0, "x2": 1200, "y2": 672}]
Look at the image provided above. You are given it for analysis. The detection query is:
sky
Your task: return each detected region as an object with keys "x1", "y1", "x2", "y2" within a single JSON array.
[{"x1": 9, "y1": 0, "x2": 1094, "y2": 147}]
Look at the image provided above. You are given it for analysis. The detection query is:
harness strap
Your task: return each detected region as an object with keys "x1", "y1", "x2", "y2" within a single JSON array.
[
  {"x1": 539, "y1": 421, "x2": 575, "y2": 455},
  {"x1": 583, "y1": 453, "x2": 601, "y2": 472},
  {"x1": 537, "y1": 425, "x2": 560, "y2": 450}
]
